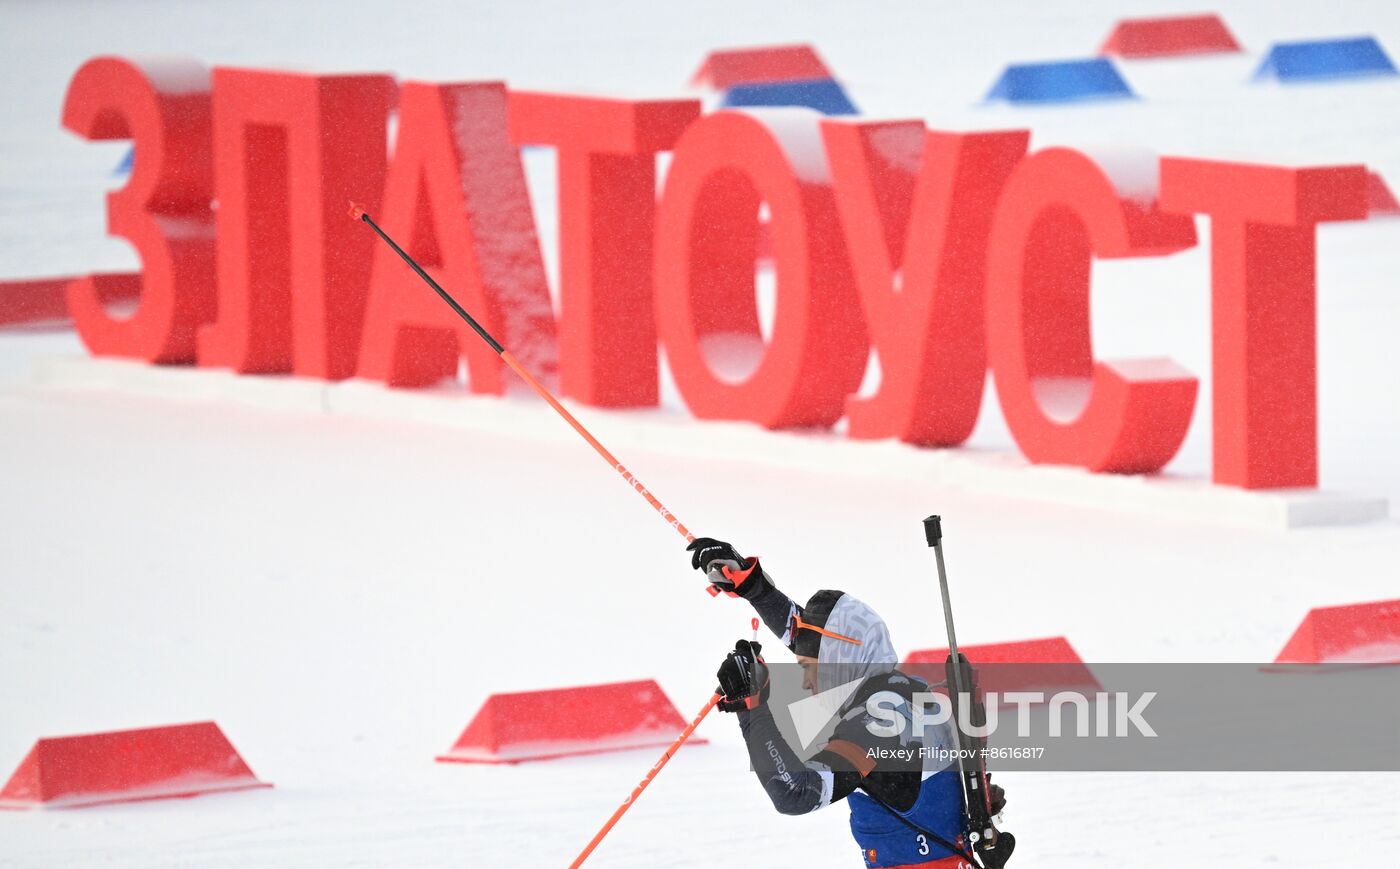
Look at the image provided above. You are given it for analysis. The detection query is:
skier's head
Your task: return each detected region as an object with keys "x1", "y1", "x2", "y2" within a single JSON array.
[{"x1": 792, "y1": 590, "x2": 897, "y2": 695}]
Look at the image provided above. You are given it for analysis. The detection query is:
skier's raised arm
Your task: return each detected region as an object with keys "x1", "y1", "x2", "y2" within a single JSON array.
[{"x1": 688, "y1": 538, "x2": 802, "y2": 646}]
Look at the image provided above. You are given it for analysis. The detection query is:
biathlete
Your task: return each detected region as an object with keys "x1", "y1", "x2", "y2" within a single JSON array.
[{"x1": 689, "y1": 537, "x2": 1007, "y2": 869}]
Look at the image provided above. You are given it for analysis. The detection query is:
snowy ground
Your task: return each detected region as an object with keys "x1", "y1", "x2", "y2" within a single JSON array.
[{"x1": 3, "y1": 1, "x2": 1400, "y2": 867}]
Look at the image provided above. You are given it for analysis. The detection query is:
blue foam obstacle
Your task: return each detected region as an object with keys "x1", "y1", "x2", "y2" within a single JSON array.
[
  {"x1": 984, "y1": 58, "x2": 1136, "y2": 105},
  {"x1": 718, "y1": 78, "x2": 858, "y2": 115},
  {"x1": 114, "y1": 145, "x2": 134, "y2": 176},
  {"x1": 1253, "y1": 36, "x2": 1398, "y2": 83}
]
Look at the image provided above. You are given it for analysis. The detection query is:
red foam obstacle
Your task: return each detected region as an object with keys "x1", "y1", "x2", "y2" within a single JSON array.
[
  {"x1": 0, "y1": 273, "x2": 139, "y2": 329},
  {"x1": 1366, "y1": 171, "x2": 1400, "y2": 216},
  {"x1": 1099, "y1": 14, "x2": 1241, "y2": 59},
  {"x1": 906, "y1": 636, "x2": 1101, "y2": 701},
  {"x1": 689, "y1": 44, "x2": 832, "y2": 89},
  {"x1": 1274, "y1": 599, "x2": 1400, "y2": 664},
  {"x1": 437, "y1": 679, "x2": 706, "y2": 764},
  {"x1": 0, "y1": 722, "x2": 270, "y2": 809}
]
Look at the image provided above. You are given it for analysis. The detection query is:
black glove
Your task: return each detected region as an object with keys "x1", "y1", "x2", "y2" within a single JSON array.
[
  {"x1": 687, "y1": 537, "x2": 773, "y2": 600},
  {"x1": 716, "y1": 639, "x2": 769, "y2": 712},
  {"x1": 987, "y1": 776, "x2": 1007, "y2": 816}
]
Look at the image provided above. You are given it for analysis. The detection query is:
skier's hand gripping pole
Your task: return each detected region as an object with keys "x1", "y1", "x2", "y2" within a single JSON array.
[
  {"x1": 349, "y1": 204, "x2": 722, "y2": 591},
  {"x1": 924, "y1": 515, "x2": 1016, "y2": 869},
  {"x1": 566, "y1": 692, "x2": 720, "y2": 868}
]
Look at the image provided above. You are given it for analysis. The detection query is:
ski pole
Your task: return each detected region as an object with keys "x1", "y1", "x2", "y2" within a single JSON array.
[
  {"x1": 349, "y1": 204, "x2": 721, "y2": 590},
  {"x1": 923, "y1": 515, "x2": 1015, "y2": 869},
  {"x1": 567, "y1": 692, "x2": 720, "y2": 868}
]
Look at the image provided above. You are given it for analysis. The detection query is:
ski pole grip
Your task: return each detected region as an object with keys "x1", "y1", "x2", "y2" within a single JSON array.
[{"x1": 923, "y1": 515, "x2": 943, "y2": 547}]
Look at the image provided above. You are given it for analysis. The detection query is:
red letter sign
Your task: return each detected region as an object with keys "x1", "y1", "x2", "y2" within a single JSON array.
[
  {"x1": 1159, "y1": 158, "x2": 1368, "y2": 488},
  {"x1": 655, "y1": 110, "x2": 866, "y2": 428},
  {"x1": 199, "y1": 69, "x2": 394, "y2": 379},
  {"x1": 823, "y1": 120, "x2": 1028, "y2": 445},
  {"x1": 509, "y1": 92, "x2": 700, "y2": 407},
  {"x1": 985, "y1": 148, "x2": 1198, "y2": 473},
  {"x1": 61, "y1": 57, "x2": 214, "y2": 362},
  {"x1": 357, "y1": 82, "x2": 556, "y2": 392}
]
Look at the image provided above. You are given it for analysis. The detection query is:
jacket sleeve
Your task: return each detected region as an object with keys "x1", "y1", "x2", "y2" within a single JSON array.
[
  {"x1": 737, "y1": 704, "x2": 844, "y2": 815},
  {"x1": 737, "y1": 701, "x2": 925, "y2": 816},
  {"x1": 745, "y1": 573, "x2": 802, "y2": 651}
]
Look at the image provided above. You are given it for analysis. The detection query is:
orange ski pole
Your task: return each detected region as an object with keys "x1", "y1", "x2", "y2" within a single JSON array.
[
  {"x1": 350, "y1": 204, "x2": 725, "y2": 592},
  {"x1": 567, "y1": 693, "x2": 721, "y2": 868}
]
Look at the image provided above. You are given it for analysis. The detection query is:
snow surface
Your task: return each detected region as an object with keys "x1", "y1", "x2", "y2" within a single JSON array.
[
  {"x1": 127, "y1": 57, "x2": 212, "y2": 96},
  {"x1": 743, "y1": 107, "x2": 834, "y2": 184},
  {"x1": 3, "y1": 1, "x2": 1400, "y2": 867}
]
